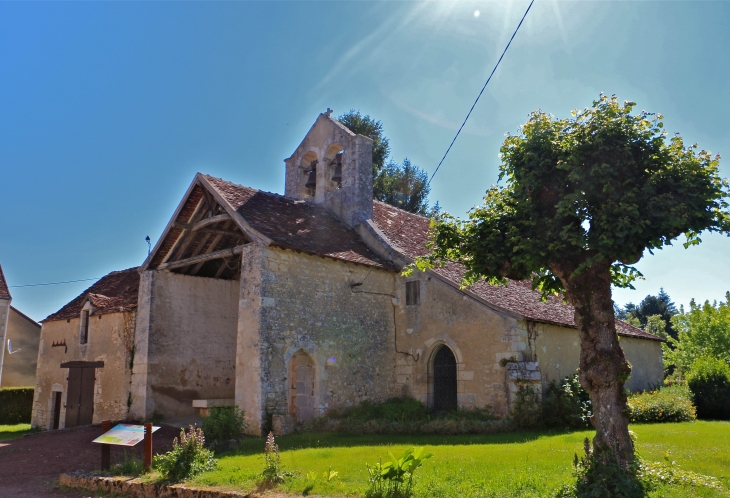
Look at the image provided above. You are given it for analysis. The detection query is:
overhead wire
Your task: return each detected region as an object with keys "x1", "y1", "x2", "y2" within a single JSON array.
[
  {"x1": 9, "y1": 277, "x2": 101, "y2": 289},
  {"x1": 428, "y1": 0, "x2": 536, "y2": 186}
]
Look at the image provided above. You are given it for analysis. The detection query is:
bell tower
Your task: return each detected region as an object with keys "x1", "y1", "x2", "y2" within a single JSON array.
[{"x1": 284, "y1": 109, "x2": 374, "y2": 228}]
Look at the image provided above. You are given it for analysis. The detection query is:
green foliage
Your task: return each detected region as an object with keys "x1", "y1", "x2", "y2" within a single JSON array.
[
  {"x1": 261, "y1": 431, "x2": 295, "y2": 485},
  {"x1": 201, "y1": 405, "x2": 248, "y2": 443},
  {"x1": 337, "y1": 109, "x2": 431, "y2": 214},
  {"x1": 153, "y1": 426, "x2": 217, "y2": 482},
  {"x1": 686, "y1": 356, "x2": 730, "y2": 420},
  {"x1": 619, "y1": 289, "x2": 677, "y2": 340},
  {"x1": 305, "y1": 397, "x2": 501, "y2": 435},
  {"x1": 569, "y1": 438, "x2": 644, "y2": 498},
  {"x1": 365, "y1": 447, "x2": 433, "y2": 498},
  {"x1": 373, "y1": 158, "x2": 431, "y2": 215},
  {"x1": 511, "y1": 384, "x2": 543, "y2": 429},
  {"x1": 414, "y1": 94, "x2": 730, "y2": 298},
  {"x1": 110, "y1": 451, "x2": 144, "y2": 476},
  {"x1": 337, "y1": 110, "x2": 390, "y2": 175},
  {"x1": 665, "y1": 294, "x2": 730, "y2": 374},
  {"x1": 0, "y1": 387, "x2": 34, "y2": 424},
  {"x1": 542, "y1": 373, "x2": 592, "y2": 429},
  {"x1": 334, "y1": 397, "x2": 431, "y2": 423},
  {"x1": 627, "y1": 385, "x2": 696, "y2": 423},
  {"x1": 562, "y1": 439, "x2": 723, "y2": 498}
]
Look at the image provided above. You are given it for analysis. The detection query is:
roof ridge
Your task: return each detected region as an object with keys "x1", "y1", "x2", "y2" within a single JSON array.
[
  {"x1": 373, "y1": 199, "x2": 430, "y2": 221},
  {"x1": 0, "y1": 264, "x2": 11, "y2": 300},
  {"x1": 202, "y1": 173, "x2": 309, "y2": 204}
]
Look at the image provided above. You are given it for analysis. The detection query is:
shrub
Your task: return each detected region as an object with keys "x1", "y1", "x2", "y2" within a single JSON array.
[
  {"x1": 541, "y1": 373, "x2": 591, "y2": 429},
  {"x1": 365, "y1": 447, "x2": 433, "y2": 498},
  {"x1": 627, "y1": 384, "x2": 696, "y2": 423},
  {"x1": 510, "y1": 384, "x2": 542, "y2": 429},
  {"x1": 334, "y1": 397, "x2": 430, "y2": 423},
  {"x1": 687, "y1": 356, "x2": 730, "y2": 420},
  {"x1": 0, "y1": 387, "x2": 34, "y2": 424},
  {"x1": 201, "y1": 405, "x2": 247, "y2": 443},
  {"x1": 153, "y1": 426, "x2": 216, "y2": 482}
]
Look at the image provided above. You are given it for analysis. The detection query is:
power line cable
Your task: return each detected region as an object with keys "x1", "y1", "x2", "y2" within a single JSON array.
[
  {"x1": 10, "y1": 277, "x2": 101, "y2": 289},
  {"x1": 428, "y1": 0, "x2": 536, "y2": 186}
]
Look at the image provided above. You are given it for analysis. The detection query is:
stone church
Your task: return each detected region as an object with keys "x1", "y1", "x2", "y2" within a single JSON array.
[{"x1": 31, "y1": 111, "x2": 663, "y2": 434}]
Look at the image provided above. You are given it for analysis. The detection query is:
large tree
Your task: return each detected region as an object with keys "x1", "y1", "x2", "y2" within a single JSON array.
[
  {"x1": 415, "y1": 95, "x2": 729, "y2": 470},
  {"x1": 618, "y1": 289, "x2": 678, "y2": 340},
  {"x1": 338, "y1": 110, "x2": 431, "y2": 214}
]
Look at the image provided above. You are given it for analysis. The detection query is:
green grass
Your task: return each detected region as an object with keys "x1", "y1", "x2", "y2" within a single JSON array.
[
  {"x1": 179, "y1": 422, "x2": 730, "y2": 497},
  {"x1": 0, "y1": 423, "x2": 34, "y2": 441}
]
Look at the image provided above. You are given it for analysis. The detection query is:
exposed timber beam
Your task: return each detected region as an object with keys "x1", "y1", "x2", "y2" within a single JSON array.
[
  {"x1": 174, "y1": 214, "x2": 231, "y2": 232},
  {"x1": 159, "y1": 244, "x2": 247, "y2": 271}
]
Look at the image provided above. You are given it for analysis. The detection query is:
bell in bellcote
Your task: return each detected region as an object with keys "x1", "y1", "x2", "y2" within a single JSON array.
[
  {"x1": 305, "y1": 167, "x2": 317, "y2": 189},
  {"x1": 331, "y1": 163, "x2": 342, "y2": 183}
]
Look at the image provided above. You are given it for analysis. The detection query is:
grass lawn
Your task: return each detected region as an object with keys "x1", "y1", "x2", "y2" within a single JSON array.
[
  {"x1": 183, "y1": 421, "x2": 730, "y2": 497},
  {"x1": 0, "y1": 423, "x2": 34, "y2": 441}
]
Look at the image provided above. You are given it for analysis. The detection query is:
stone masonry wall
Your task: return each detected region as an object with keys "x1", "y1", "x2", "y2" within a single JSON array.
[
  {"x1": 141, "y1": 271, "x2": 239, "y2": 420},
  {"x1": 240, "y1": 246, "x2": 399, "y2": 434},
  {"x1": 31, "y1": 311, "x2": 135, "y2": 429}
]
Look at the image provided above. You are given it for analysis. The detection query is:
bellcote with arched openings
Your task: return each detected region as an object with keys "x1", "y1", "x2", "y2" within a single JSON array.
[{"x1": 284, "y1": 109, "x2": 374, "y2": 228}]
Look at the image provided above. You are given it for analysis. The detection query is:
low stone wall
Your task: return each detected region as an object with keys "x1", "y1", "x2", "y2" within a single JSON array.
[{"x1": 60, "y1": 472, "x2": 256, "y2": 498}]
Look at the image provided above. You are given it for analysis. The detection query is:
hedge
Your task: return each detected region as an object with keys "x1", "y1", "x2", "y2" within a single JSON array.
[{"x1": 0, "y1": 387, "x2": 34, "y2": 424}]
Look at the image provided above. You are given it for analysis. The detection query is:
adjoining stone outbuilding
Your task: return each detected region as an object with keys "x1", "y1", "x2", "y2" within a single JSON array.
[{"x1": 31, "y1": 110, "x2": 664, "y2": 433}]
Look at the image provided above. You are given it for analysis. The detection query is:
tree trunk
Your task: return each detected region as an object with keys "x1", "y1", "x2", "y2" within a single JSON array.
[{"x1": 553, "y1": 260, "x2": 635, "y2": 467}]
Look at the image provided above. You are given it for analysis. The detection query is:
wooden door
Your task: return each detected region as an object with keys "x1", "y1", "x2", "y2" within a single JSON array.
[
  {"x1": 64, "y1": 367, "x2": 95, "y2": 427},
  {"x1": 289, "y1": 352, "x2": 316, "y2": 423}
]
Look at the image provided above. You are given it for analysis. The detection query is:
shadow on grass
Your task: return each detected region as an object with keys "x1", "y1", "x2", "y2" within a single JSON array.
[{"x1": 221, "y1": 428, "x2": 589, "y2": 457}]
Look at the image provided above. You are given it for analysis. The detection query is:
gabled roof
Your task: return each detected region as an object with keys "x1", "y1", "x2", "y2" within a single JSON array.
[
  {"x1": 203, "y1": 175, "x2": 395, "y2": 270},
  {"x1": 43, "y1": 268, "x2": 140, "y2": 322},
  {"x1": 371, "y1": 201, "x2": 663, "y2": 342},
  {"x1": 0, "y1": 264, "x2": 11, "y2": 300}
]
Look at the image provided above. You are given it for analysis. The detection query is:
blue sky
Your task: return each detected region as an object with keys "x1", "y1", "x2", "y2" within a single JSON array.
[{"x1": 1, "y1": 1, "x2": 728, "y2": 321}]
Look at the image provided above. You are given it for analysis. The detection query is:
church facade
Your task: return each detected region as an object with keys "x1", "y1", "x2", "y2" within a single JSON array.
[{"x1": 32, "y1": 111, "x2": 663, "y2": 433}]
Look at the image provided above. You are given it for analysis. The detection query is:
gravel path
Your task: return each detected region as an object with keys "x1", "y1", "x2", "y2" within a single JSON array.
[{"x1": 0, "y1": 424, "x2": 180, "y2": 497}]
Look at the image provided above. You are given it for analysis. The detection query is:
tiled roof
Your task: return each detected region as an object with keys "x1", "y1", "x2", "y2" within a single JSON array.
[
  {"x1": 0, "y1": 264, "x2": 11, "y2": 300},
  {"x1": 204, "y1": 175, "x2": 396, "y2": 270},
  {"x1": 371, "y1": 201, "x2": 663, "y2": 342},
  {"x1": 44, "y1": 268, "x2": 140, "y2": 322}
]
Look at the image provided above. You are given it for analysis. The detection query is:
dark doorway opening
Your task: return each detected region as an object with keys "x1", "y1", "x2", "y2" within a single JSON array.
[
  {"x1": 52, "y1": 392, "x2": 62, "y2": 430},
  {"x1": 432, "y1": 346, "x2": 457, "y2": 412},
  {"x1": 61, "y1": 361, "x2": 103, "y2": 427}
]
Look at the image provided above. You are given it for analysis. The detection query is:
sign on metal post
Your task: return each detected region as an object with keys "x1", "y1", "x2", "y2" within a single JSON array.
[{"x1": 101, "y1": 420, "x2": 111, "y2": 470}]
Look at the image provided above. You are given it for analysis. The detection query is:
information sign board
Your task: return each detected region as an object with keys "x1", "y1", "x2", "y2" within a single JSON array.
[{"x1": 92, "y1": 424, "x2": 160, "y2": 446}]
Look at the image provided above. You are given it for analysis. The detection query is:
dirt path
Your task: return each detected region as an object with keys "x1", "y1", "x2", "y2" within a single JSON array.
[{"x1": 0, "y1": 424, "x2": 179, "y2": 497}]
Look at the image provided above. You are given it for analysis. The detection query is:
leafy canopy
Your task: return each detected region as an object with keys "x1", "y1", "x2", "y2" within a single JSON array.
[
  {"x1": 337, "y1": 110, "x2": 390, "y2": 175},
  {"x1": 374, "y1": 158, "x2": 431, "y2": 215},
  {"x1": 414, "y1": 95, "x2": 730, "y2": 296},
  {"x1": 664, "y1": 293, "x2": 730, "y2": 374},
  {"x1": 618, "y1": 289, "x2": 677, "y2": 339},
  {"x1": 338, "y1": 109, "x2": 431, "y2": 215}
]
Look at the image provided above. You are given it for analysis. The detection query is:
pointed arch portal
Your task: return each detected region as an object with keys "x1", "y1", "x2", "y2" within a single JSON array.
[{"x1": 432, "y1": 346, "x2": 458, "y2": 412}]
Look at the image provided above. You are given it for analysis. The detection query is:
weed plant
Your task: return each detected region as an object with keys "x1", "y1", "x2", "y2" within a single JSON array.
[
  {"x1": 260, "y1": 431, "x2": 295, "y2": 485},
  {"x1": 365, "y1": 447, "x2": 433, "y2": 498},
  {"x1": 110, "y1": 451, "x2": 144, "y2": 477},
  {"x1": 153, "y1": 426, "x2": 216, "y2": 482}
]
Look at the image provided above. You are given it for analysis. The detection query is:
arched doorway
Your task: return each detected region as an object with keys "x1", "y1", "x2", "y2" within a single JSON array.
[
  {"x1": 431, "y1": 346, "x2": 457, "y2": 412},
  {"x1": 289, "y1": 351, "x2": 316, "y2": 423}
]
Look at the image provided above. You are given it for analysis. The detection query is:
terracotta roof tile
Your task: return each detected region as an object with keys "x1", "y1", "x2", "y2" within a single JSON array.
[
  {"x1": 372, "y1": 201, "x2": 663, "y2": 342},
  {"x1": 0, "y1": 264, "x2": 10, "y2": 300},
  {"x1": 204, "y1": 175, "x2": 396, "y2": 270},
  {"x1": 44, "y1": 268, "x2": 140, "y2": 322}
]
